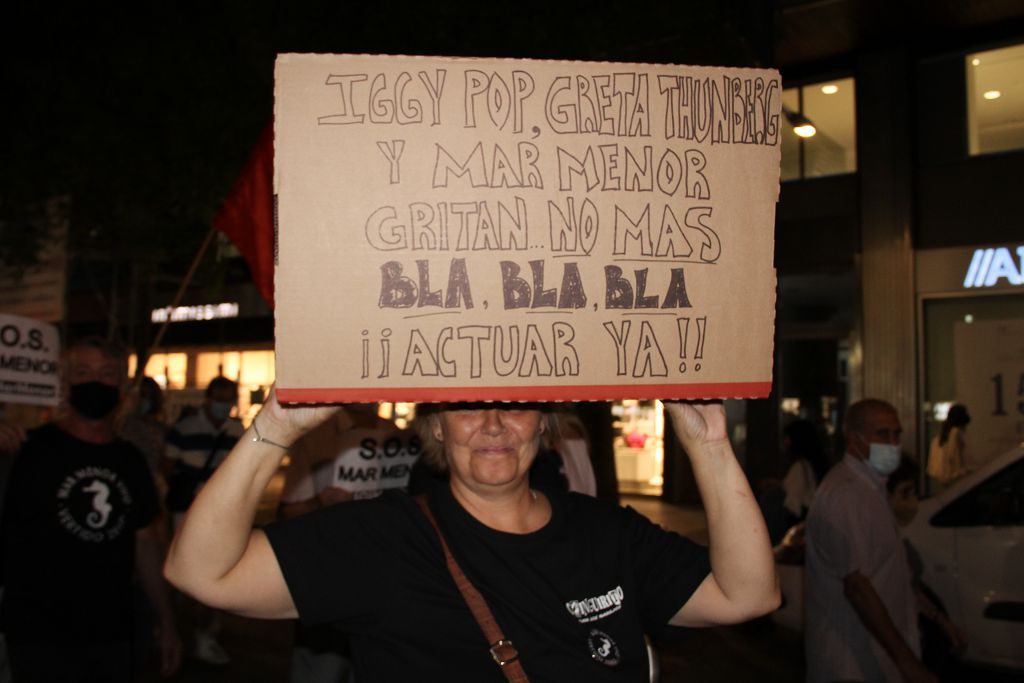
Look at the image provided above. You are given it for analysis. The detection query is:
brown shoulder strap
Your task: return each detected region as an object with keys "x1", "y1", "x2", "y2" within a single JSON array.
[{"x1": 414, "y1": 494, "x2": 530, "y2": 683}]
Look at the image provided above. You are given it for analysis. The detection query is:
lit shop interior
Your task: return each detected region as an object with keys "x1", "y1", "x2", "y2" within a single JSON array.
[
  {"x1": 611, "y1": 400, "x2": 667, "y2": 496},
  {"x1": 130, "y1": 346, "x2": 416, "y2": 428},
  {"x1": 131, "y1": 348, "x2": 672, "y2": 495}
]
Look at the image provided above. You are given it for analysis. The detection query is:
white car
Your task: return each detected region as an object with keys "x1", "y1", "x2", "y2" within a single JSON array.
[
  {"x1": 771, "y1": 444, "x2": 1024, "y2": 671},
  {"x1": 905, "y1": 443, "x2": 1024, "y2": 670}
]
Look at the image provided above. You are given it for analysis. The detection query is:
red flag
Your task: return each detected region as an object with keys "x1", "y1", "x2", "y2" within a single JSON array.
[{"x1": 214, "y1": 124, "x2": 275, "y2": 308}]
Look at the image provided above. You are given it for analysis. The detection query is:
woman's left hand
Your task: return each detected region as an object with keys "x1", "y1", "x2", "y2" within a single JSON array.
[
  {"x1": 666, "y1": 399, "x2": 780, "y2": 627},
  {"x1": 664, "y1": 401, "x2": 729, "y2": 455}
]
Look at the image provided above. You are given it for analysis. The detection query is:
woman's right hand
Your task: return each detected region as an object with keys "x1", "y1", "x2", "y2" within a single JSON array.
[{"x1": 255, "y1": 385, "x2": 341, "y2": 445}]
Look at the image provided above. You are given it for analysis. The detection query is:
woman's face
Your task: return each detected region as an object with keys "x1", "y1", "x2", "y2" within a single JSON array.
[{"x1": 435, "y1": 407, "x2": 544, "y2": 494}]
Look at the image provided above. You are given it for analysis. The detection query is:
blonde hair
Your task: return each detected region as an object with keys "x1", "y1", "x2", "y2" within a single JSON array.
[{"x1": 414, "y1": 404, "x2": 559, "y2": 473}]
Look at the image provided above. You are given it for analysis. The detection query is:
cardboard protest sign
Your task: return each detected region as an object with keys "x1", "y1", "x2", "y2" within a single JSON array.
[
  {"x1": 0, "y1": 313, "x2": 61, "y2": 406},
  {"x1": 275, "y1": 54, "x2": 780, "y2": 403}
]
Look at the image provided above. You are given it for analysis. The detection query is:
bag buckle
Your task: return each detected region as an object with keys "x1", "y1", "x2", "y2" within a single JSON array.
[{"x1": 489, "y1": 639, "x2": 519, "y2": 666}]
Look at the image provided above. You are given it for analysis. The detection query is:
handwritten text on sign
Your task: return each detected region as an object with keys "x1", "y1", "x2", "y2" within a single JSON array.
[{"x1": 275, "y1": 55, "x2": 781, "y2": 402}]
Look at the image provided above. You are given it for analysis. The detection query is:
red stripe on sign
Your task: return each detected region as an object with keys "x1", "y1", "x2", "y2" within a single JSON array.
[{"x1": 275, "y1": 382, "x2": 772, "y2": 404}]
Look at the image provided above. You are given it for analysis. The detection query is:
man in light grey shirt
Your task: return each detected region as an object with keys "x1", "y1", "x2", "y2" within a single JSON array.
[{"x1": 805, "y1": 399, "x2": 933, "y2": 683}]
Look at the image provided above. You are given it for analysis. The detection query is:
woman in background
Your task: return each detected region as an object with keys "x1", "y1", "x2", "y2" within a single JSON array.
[
  {"x1": 927, "y1": 404, "x2": 970, "y2": 487},
  {"x1": 780, "y1": 420, "x2": 829, "y2": 525}
]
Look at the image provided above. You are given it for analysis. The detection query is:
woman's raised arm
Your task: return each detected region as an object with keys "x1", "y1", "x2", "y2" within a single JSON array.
[
  {"x1": 163, "y1": 388, "x2": 338, "y2": 619},
  {"x1": 665, "y1": 401, "x2": 780, "y2": 627}
]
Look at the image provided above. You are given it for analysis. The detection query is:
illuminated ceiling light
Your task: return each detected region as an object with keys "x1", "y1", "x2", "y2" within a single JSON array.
[
  {"x1": 794, "y1": 123, "x2": 817, "y2": 138},
  {"x1": 983, "y1": 90, "x2": 1001, "y2": 100},
  {"x1": 964, "y1": 314, "x2": 974, "y2": 323},
  {"x1": 821, "y1": 84, "x2": 839, "y2": 95},
  {"x1": 971, "y1": 58, "x2": 981, "y2": 66},
  {"x1": 784, "y1": 109, "x2": 817, "y2": 138}
]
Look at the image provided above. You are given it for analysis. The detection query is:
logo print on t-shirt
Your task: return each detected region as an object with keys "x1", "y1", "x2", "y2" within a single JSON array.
[
  {"x1": 587, "y1": 628, "x2": 621, "y2": 668},
  {"x1": 82, "y1": 480, "x2": 112, "y2": 528},
  {"x1": 565, "y1": 585, "x2": 625, "y2": 623},
  {"x1": 56, "y1": 467, "x2": 133, "y2": 543}
]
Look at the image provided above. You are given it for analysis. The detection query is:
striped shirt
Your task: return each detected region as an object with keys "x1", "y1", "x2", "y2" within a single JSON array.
[{"x1": 165, "y1": 409, "x2": 244, "y2": 471}]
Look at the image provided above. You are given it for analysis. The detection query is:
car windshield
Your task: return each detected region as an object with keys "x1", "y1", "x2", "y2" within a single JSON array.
[{"x1": 931, "y1": 456, "x2": 1024, "y2": 527}]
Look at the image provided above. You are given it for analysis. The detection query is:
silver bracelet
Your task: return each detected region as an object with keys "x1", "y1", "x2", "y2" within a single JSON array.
[{"x1": 250, "y1": 416, "x2": 290, "y2": 450}]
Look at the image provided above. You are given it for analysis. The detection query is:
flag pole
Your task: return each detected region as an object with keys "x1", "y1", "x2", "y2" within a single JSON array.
[{"x1": 135, "y1": 225, "x2": 219, "y2": 383}]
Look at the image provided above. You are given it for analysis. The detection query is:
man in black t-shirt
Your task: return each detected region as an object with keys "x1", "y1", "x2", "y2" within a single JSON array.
[{"x1": 0, "y1": 337, "x2": 182, "y2": 682}]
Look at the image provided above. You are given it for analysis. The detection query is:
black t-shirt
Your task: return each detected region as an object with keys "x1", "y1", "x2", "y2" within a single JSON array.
[
  {"x1": 266, "y1": 487, "x2": 710, "y2": 682},
  {"x1": 0, "y1": 423, "x2": 159, "y2": 643}
]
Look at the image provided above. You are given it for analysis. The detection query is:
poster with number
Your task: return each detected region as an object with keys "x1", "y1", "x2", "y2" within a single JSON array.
[
  {"x1": 274, "y1": 54, "x2": 780, "y2": 403},
  {"x1": 954, "y1": 319, "x2": 1024, "y2": 467}
]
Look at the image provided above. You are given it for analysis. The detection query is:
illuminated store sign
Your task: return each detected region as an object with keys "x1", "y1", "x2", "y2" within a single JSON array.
[
  {"x1": 151, "y1": 302, "x2": 240, "y2": 323},
  {"x1": 962, "y1": 246, "x2": 1024, "y2": 288}
]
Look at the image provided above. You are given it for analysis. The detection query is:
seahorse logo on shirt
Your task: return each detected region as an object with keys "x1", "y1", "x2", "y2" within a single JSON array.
[
  {"x1": 56, "y1": 466, "x2": 133, "y2": 542},
  {"x1": 83, "y1": 479, "x2": 112, "y2": 528},
  {"x1": 587, "y1": 628, "x2": 621, "y2": 667}
]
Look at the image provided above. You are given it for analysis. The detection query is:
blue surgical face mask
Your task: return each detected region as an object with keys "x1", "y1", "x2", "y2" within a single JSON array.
[
  {"x1": 208, "y1": 400, "x2": 233, "y2": 422},
  {"x1": 867, "y1": 442, "x2": 901, "y2": 476}
]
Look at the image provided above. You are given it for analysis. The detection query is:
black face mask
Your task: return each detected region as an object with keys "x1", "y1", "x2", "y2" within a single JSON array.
[{"x1": 68, "y1": 381, "x2": 121, "y2": 420}]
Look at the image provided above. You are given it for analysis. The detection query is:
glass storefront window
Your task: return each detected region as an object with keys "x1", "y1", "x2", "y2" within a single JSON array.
[
  {"x1": 239, "y1": 350, "x2": 275, "y2": 386},
  {"x1": 195, "y1": 351, "x2": 237, "y2": 388},
  {"x1": 921, "y1": 293, "x2": 1023, "y2": 483},
  {"x1": 780, "y1": 89, "x2": 801, "y2": 181},
  {"x1": 237, "y1": 350, "x2": 276, "y2": 423},
  {"x1": 380, "y1": 402, "x2": 416, "y2": 429},
  {"x1": 196, "y1": 349, "x2": 276, "y2": 423},
  {"x1": 967, "y1": 44, "x2": 1024, "y2": 155},
  {"x1": 780, "y1": 78, "x2": 857, "y2": 181},
  {"x1": 129, "y1": 347, "x2": 276, "y2": 424},
  {"x1": 129, "y1": 352, "x2": 188, "y2": 389},
  {"x1": 612, "y1": 400, "x2": 665, "y2": 496}
]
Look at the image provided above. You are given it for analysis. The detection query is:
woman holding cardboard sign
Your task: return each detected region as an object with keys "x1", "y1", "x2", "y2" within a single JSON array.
[{"x1": 165, "y1": 391, "x2": 778, "y2": 681}]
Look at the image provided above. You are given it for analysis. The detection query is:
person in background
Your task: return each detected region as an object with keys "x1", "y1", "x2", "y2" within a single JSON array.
[
  {"x1": 780, "y1": 419, "x2": 828, "y2": 525},
  {"x1": 0, "y1": 405, "x2": 28, "y2": 683},
  {"x1": 0, "y1": 337, "x2": 181, "y2": 682},
  {"x1": 278, "y1": 403, "x2": 418, "y2": 683},
  {"x1": 0, "y1": 413, "x2": 26, "y2": 456},
  {"x1": 163, "y1": 375, "x2": 243, "y2": 666},
  {"x1": 805, "y1": 398, "x2": 935, "y2": 683},
  {"x1": 554, "y1": 409, "x2": 597, "y2": 497},
  {"x1": 886, "y1": 457, "x2": 968, "y2": 676},
  {"x1": 118, "y1": 376, "x2": 174, "y2": 674},
  {"x1": 886, "y1": 457, "x2": 921, "y2": 529},
  {"x1": 759, "y1": 419, "x2": 829, "y2": 544},
  {"x1": 926, "y1": 404, "x2": 970, "y2": 489},
  {"x1": 119, "y1": 376, "x2": 168, "y2": 485}
]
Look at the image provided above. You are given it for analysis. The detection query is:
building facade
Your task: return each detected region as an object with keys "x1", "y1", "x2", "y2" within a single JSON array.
[{"x1": 768, "y1": 3, "x2": 1024, "y2": 497}]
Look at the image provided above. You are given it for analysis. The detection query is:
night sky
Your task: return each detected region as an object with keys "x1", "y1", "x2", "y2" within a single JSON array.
[{"x1": 1, "y1": 1, "x2": 765, "y2": 278}]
